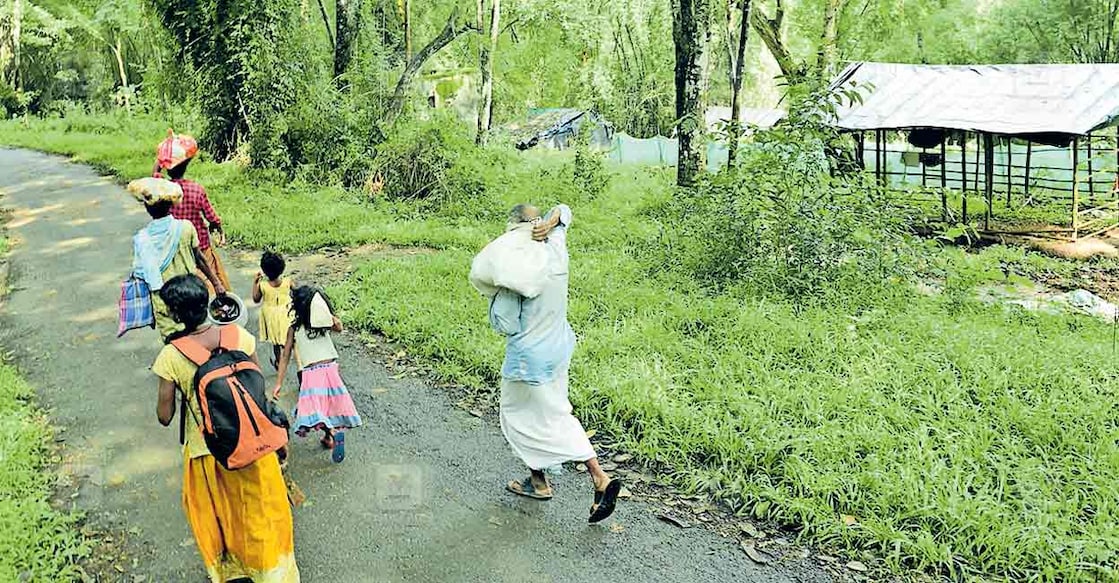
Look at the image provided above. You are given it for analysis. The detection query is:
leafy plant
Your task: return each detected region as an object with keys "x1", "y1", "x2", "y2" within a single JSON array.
[
  {"x1": 570, "y1": 122, "x2": 609, "y2": 200},
  {"x1": 652, "y1": 83, "x2": 915, "y2": 301}
]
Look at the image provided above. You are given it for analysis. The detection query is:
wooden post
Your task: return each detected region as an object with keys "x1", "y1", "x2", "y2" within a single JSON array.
[
  {"x1": 961, "y1": 132, "x2": 968, "y2": 224},
  {"x1": 921, "y1": 148, "x2": 928, "y2": 188},
  {"x1": 1024, "y1": 141, "x2": 1033, "y2": 201},
  {"x1": 984, "y1": 133, "x2": 994, "y2": 230},
  {"x1": 872, "y1": 129, "x2": 881, "y2": 186},
  {"x1": 1006, "y1": 138, "x2": 1012, "y2": 206},
  {"x1": 973, "y1": 137, "x2": 981, "y2": 192},
  {"x1": 872, "y1": 131, "x2": 879, "y2": 183},
  {"x1": 1072, "y1": 137, "x2": 1080, "y2": 241},
  {"x1": 880, "y1": 130, "x2": 886, "y2": 187},
  {"x1": 940, "y1": 138, "x2": 948, "y2": 221},
  {"x1": 876, "y1": 130, "x2": 884, "y2": 187},
  {"x1": 1088, "y1": 132, "x2": 1095, "y2": 203}
]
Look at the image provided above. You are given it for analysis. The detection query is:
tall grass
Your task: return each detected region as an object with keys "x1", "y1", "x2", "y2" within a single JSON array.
[{"x1": 3, "y1": 113, "x2": 1118, "y2": 580}]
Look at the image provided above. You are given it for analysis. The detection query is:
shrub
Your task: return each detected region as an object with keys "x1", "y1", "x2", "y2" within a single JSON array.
[
  {"x1": 570, "y1": 123, "x2": 609, "y2": 200},
  {"x1": 283, "y1": 84, "x2": 376, "y2": 187},
  {"x1": 371, "y1": 113, "x2": 493, "y2": 216},
  {"x1": 650, "y1": 86, "x2": 918, "y2": 302}
]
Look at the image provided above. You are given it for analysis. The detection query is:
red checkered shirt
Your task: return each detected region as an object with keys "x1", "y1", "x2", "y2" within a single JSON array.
[{"x1": 154, "y1": 173, "x2": 221, "y2": 250}]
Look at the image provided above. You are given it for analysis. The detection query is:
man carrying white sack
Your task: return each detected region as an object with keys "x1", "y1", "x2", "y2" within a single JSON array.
[{"x1": 469, "y1": 203, "x2": 622, "y2": 524}]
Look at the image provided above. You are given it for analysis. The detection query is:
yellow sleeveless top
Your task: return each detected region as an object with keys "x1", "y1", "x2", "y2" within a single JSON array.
[{"x1": 257, "y1": 277, "x2": 293, "y2": 344}]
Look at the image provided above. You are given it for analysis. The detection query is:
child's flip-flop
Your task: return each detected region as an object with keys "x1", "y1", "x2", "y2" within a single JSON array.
[
  {"x1": 589, "y1": 479, "x2": 623, "y2": 524},
  {"x1": 506, "y1": 477, "x2": 553, "y2": 500},
  {"x1": 331, "y1": 431, "x2": 346, "y2": 463}
]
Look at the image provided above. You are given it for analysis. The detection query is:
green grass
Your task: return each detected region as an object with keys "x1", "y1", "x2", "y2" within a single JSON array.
[
  {"x1": 4, "y1": 113, "x2": 1119, "y2": 581},
  {"x1": 0, "y1": 183, "x2": 89, "y2": 581},
  {"x1": 0, "y1": 362, "x2": 88, "y2": 581}
]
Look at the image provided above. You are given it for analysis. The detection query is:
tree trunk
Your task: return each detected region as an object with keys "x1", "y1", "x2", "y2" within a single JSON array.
[
  {"x1": 476, "y1": 0, "x2": 500, "y2": 145},
  {"x1": 726, "y1": 0, "x2": 751, "y2": 169},
  {"x1": 673, "y1": 0, "x2": 713, "y2": 187},
  {"x1": 749, "y1": 0, "x2": 797, "y2": 81},
  {"x1": 386, "y1": 10, "x2": 473, "y2": 123},
  {"x1": 815, "y1": 0, "x2": 842, "y2": 78},
  {"x1": 405, "y1": 0, "x2": 413, "y2": 60},
  {"x1": 335, "y1": 0, "x2": 363, "y2": 81},
  {"x1": 0, "y1": 0, "x2": 22, "y2": 91},
  {"x1": 111, "y1": 38, "x2": 131, "y2": 111},
  {"x1": 724, "y1": 0, "x2": 736, "y2": 89}
]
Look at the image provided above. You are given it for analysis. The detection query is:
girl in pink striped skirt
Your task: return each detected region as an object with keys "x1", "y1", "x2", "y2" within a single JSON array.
[{"x1": 273, "y1": 286, "x2": 362, "y2": 463}]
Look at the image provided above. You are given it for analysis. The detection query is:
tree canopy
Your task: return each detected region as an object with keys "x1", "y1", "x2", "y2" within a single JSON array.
[{"x1": 0, "y1": 0, "x2": 1110, "y2": 175}]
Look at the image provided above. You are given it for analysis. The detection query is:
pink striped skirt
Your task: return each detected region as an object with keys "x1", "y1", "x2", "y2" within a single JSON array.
[{"x1": 293, "y1": 361, "x2": 362, "y2": 436}]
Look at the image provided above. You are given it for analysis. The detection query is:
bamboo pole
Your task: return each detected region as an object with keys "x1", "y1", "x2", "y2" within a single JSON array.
[
  {"x1": 1006, "y1": 138, "x2": 1012, "y2": 206},
  {"x1": 921, "y1": 148, "x2": 927, "y2": 188},
  {"x1": 961, "y1": 132, "x2": 968, "y2": 224},
  {"x1": 877, "y1": 130, "x2": 885, "y2": 187},
  {"x1": 984, "y1": 133, "x2": 994, "y2": 230},
  {"x1": 1024, "y1": 141, "x2": 1033, "y2": 202},
  {"x1": 1072, "y1": 137, "x2": 1080, "y2": 241},
  {"x1": 973, "y1": 137, "x2": 981, "y2": 192},
  {"x1": 1088, "y1": 132, "x2": 1095, "y2": 202},
  {"x1": 940, "y1": 139, "x2": 948, "y2": 221},
  {"x1": 872, "y1": 131, "x2": 879, "y2": 183}
]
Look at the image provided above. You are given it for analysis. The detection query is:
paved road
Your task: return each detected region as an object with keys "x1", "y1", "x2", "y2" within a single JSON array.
[{"x1": 0, "y1": 149, "x2": 834, "y2": 583}]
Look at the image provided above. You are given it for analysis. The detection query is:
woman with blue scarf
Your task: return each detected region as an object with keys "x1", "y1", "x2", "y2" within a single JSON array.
[{"x1": 130, "y1": 178, "x2": 227, "y2": 342}]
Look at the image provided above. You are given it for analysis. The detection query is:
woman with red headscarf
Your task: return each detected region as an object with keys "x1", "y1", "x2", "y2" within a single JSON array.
[{"x1": 152, "y1": 130, "x2": 232, "y2": 294}]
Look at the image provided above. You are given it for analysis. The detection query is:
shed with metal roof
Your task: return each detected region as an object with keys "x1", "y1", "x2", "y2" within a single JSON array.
[{"x1": 829, "y1": 62, "x2": 1119, "y2": 240}]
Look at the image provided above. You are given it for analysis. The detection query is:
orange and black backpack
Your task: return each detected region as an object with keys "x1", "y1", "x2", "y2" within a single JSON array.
[{"x1": 171, "y1": 326, "x2": 289, "y2": 470}]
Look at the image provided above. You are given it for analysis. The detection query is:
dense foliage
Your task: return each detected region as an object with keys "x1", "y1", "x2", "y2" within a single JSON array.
[
  {"x1": 5, "y1": 0, "x2": 1108, "y2": 157},
  {"x1": 653, "y1": 85, "x2": 915, "y2": 299}
]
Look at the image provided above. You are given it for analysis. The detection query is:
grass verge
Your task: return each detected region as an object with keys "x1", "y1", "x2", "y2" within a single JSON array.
[
  {"x1": 0, "y1": 228, "x2": 88, "y2": 580},
  {"x1": 3, "y1": 113, "x2": 1118, "y2": 581},
  {"x1": 0, "y1": 364, "x2": 89, "y2": 581}
]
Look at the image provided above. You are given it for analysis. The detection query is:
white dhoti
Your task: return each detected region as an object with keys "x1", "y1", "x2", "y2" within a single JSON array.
[{"x1": 499, "y1": 365, "x2": 596, "y2": 470}]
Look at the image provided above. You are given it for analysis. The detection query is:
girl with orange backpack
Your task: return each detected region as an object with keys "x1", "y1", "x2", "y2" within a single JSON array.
[{"x1": 152, "y1": 274, "x2": 299, "y2": 583}]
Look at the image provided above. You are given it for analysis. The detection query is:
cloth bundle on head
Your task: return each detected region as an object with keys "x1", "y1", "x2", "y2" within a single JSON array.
[
  {"x1": 127, "y1": 177, "x2": 183, "y2": 205},
  {"x1": 310, "y1": 293, "x2": 333, "y2": 328},
  {"x1": 157, "y1": 129, "x2": 198, "y2": 170}
]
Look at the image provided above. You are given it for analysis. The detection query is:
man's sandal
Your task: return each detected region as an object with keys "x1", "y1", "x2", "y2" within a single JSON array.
[
  {"x1": 589, "y1": 479, "x2": 623, "y2": 523},
  {"x1": 506, "y1": 477, "x2": 554, "y2": 500}
]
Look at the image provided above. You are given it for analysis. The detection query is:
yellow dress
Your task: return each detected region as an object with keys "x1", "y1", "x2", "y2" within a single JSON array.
[
  {"x1": 258, "y1": 277, "x2": 293, "y2": 345},
  {"x1": 152, "y1": 326, "x2": 299, "y2": 582}
]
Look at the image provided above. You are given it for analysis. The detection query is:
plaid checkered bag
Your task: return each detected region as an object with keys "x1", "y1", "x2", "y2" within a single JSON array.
[{"x1": 118, "y1": 276, "x2": 155, "y2": 337}]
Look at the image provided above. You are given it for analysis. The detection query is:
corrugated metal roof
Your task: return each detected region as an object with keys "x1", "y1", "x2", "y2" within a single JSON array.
[{"x1": 830, "y1": 62, "x2": 1119, "y2": 136}]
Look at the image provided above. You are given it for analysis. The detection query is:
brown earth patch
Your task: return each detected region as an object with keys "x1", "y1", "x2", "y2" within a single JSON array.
[{"x1": 227, "y1": 243, "x2": 437, "y2": 286}]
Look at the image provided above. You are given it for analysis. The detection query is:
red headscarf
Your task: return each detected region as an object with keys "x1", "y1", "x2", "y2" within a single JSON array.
[{"x1": 156, "y1": 128, "x2": 199, "y2": 170}]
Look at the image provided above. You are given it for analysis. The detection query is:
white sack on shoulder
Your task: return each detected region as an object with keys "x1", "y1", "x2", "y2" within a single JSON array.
[{"x1": 469, "y1": 225, "x2": 549, "y2": 299}]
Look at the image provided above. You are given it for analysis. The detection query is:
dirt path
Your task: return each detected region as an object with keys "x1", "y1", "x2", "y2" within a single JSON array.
[{"x1": 0, "y1": 149, "x2": 835, "y2": 583}]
